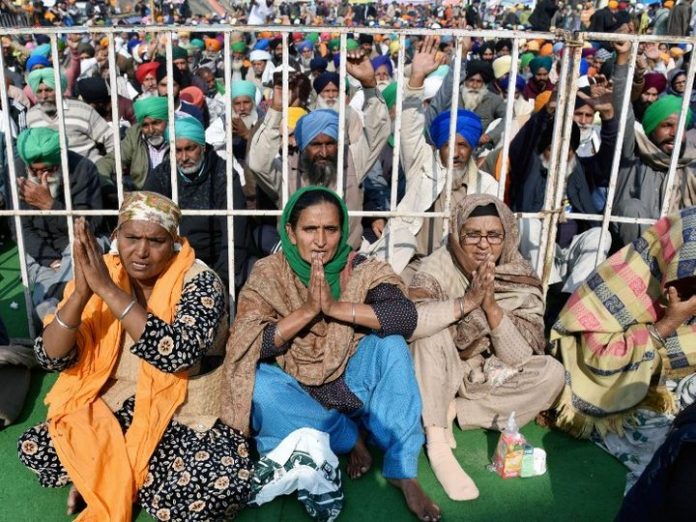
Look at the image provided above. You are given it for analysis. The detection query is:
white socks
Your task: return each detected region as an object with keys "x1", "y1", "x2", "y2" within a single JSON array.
[{"x1": 425, "y1": 426, "x2": 479, "y2": 501}]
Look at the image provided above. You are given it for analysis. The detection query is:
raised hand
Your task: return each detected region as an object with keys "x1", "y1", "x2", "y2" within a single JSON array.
[
  {"x1": 304, "y1": 253, "x2": 323, "y2": 317},
  {"x1": 73, "y1": 218, "x2": 114, "y2": 298},
  {"x1": 71, "y1": 219, "x2": 92, "y2": 303},
  {"x1": 479, "y1": 257, "x2": 498, "y2": 314},
  {"x1": 410, "y1": 35, "x2": 440, "y2": 87},
  {"x1": 345, "y1": 48, "x2": 376, "y2": 88}
]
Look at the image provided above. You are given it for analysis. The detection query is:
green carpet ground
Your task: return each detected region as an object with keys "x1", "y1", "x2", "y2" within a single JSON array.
[{"x1": 0, "y1": 242, "x2": 628, "y2": 521}]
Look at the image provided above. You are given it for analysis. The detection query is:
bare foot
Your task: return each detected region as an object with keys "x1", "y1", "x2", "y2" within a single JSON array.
[
  {"x1": 347, "y1": 433, "x2": 372, "y2": 479},
  {"x1": 66, "y1": 486, "x2": 85, "y2": 515},
  {"x1": 388, "y1": 478, "x2": 441, "y2": 521}
]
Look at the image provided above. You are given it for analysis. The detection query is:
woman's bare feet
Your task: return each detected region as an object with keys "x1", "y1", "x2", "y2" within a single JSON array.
[
  {"x1": 66, "y1": 486, "x2": 85, "y2": 515},
  {"x1": 347, "y1": 433, "x2": 373, "y2": 479},
  {"x1": 388, "y1": 478, "x2": 441, "y2": 522}
]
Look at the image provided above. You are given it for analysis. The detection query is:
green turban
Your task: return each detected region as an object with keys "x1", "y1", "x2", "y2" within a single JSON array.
[
  {"x1": 191, "y1": 38, "x2": 205, "y2": 50},
  {"x1": 27, "y1": 68, "x2": 67, "y2": 94},
  {"x1": 231, "y1": 41, "x2": 247, "y2": 53},
  {"x1": 520, "y1": 52, "x2": 535, "y2": 71},
  {"x1": 172, "y1": 46, "x2": 188, "y2": 60},
  {"x1": 306, "y1": 32, "x2": 319, "y2": 43},
  {"x1": 170, "y1": 116, "x2": 206, "y2": 145},
  {"x1": 134, "y1": 96, "x2": 169, "y2": 123},
  {"x1": 231, "y1": 80, "x2": 257, "y2": 102},
  {"x1": 382, "y1": 82, "x2": 398, "y2": 110},
  {"x1": 529, "y1": 56, "x2": 553, "y2": 75},
  {"x1": 329, "y1": 38, "x2": 340, "y2": 52},
  {"x1": 642, "y1": 95, "x2": 693, "y2": 136},
  {"x1": 17, "y1": 128, "x2": 61, "y2": 166}
]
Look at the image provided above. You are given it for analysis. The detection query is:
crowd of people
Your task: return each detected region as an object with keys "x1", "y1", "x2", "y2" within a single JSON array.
[{"x1": 1, "y1": 1, "x2": 696, "y2": 521}]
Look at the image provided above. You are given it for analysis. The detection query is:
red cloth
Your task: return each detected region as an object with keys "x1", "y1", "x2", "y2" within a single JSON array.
[{"x1": 135, "y1": 61, "x2": 159, "y2": 85}]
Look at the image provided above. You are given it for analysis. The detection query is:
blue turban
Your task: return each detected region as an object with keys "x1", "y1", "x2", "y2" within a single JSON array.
[
  {"x1": 254, "y1": 39, "x2": 270, "y2": 51},
  {"x1": 310, "y1": 57, "x2": 328, "y2": 72},
  {"x1": 295, "y1": 109, "x2": 339, "y2": 152},
  {"x1": 429, "y1": 109, "x2": 483, "y2": 150},
  {"x1": 579, "y1": 58, "x2": 589, "y2": 76},
  {"x1": 167, "y1": 115, "x2": 206, "y2": 145},
  {"x1": 313, "y1": 72, "x2": 340, "y2": 95},
  {"x1": 530, "y1": 56, "x2": 553, "y2": 75},
  {"x1": 371, "y1": 55, "x2": 393, "y2": 77},
  {"x1": 498, "y1": 74, "x2": 525, "y2": 93},
  {"x1": 31, "y1": 43, "x2": 51, "y2": 58},
  {"x1": 28, "y1": 68, "x2": 67, "y2": 94},
  {"x1": 296, "y1": 40, "x2": 313, "y2": 53},
  {"x1": 26, "y1": 55, "x2": 50, "y2": 72},
  {"x1": 231, "y1": 80, "x2": 257, "y2": 101}
]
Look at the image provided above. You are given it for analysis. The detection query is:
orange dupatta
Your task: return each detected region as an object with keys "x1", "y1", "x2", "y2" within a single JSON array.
[{"x1": 44, "y1": 240, "x2": 195, "y2": 521}]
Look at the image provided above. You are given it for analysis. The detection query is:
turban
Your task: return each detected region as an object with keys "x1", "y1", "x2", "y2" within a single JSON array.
[
  {"x1": 579, "y1": 58, "x2": 589, "y2": 76},
  {"x1": 582, "y1": 48, "x2": 597, "y2": 58},
  {"x1": 307, "y1": 33, "x2": 319, "y2": 44},
  {"x1": 530, "y1": 56, "x2": 553, "y2": 75},
  {"x1": 134, "y1": 96, "x2": 168, "y2": 123},
  {"x1": 359, "y1": 34, "x2": 374, "y2": 45},
  {"x1": 77, "y1": 77, "x2": 109, "y2": 103},
  {"x1": 595, "y1": 48, "x2": 612, "y2": 63},
  {"x1": 498, "y1": 74, "x2": 526, "y2": 93},
  {"x1": 429, "y1": 109, "x2": 483, "y2": 150},
  {"x1": 258, "y1": 31, "x2": 273, "y2": 39},
  {"x1": 172, "y1": 46, "x2": 188, "y2": 60},
  {"x1": 382, "y1": 82, "x2": 398, "y2": 110},
  {"x1": 190, "y1": 38, "x2": 205, "y2": 50},
  {"x1": 292, "y1": 32, "x2": 304, "y2": 43},
  {"x1": 170, "y1": 116, "x2": 206, "y2": 145},
  {"x1": 520, "y1": 52, "x2": 535, "y2": 71},
  {"x1": 313, "y1": 72, "x2": 340, "y2": 95},
  {"x1": 389, "y1": 41, "x2": 400, "y2": 55},
  {"x1": 553, "y1": 42, "x2": 564, "y2": 55},
  {"x1": 32, "y1": 43, "x2": 51, "y2": 58},
  {"x1": 371, "y1": 55, "x2": 393, "y2": 77},
  {"x1": 135, "y1": 61, "x2": 159, "y2": 85},
  {"x1": 26, "y1": 55, "x2": 50, "y2": 72},
  {"x1": 205, "y1": 38, "x2": 222, "y2": 53},
  {"x1": 249, "y1": 50, "x2": 272, "y2": 62},
  {"x1": 117, "y1": 191, "x2": 181, "y2": 239},
  {"x1": 526, "y1": 41, "x2": 540, "y2": 52},
  {"x1": 670, "y1": 47, "x2": 685, "y2": 58},
  {"x1": 180, "y1": 86, "x2": 205, "y2": 108},
  {"x1": 466, "y1": 60, "x2": 493, "y2": 84},
  {"x1": 492, "y1": 56, "x2": 512, "y2": 79},
  {"x1": 28, "y1": 68, "x2": 67, "y2": 94},
  {"x1": 642, "y1": 95, "x2": 693, "y2": 136},
  {"x1": 608, "y1": 0, "x2": 618, "y2": 7},
  {"x1": 296, "y1": 40, "x2": 313, "y2": 53},
  {"x1": 231, "y1": 41, "x2": 247, "y2": 53},
  {"x1": 254, "y1": 39, "x2": 270, "y2": 51},
  {"x1": 17, "y1": 128, "x2": 61, "y2": 166},
  {"x1": 665, "y1": 0, "x2": 674, "y2": 7},
  {"x1": 295, "y1": 109, "x2": 339, "y2": 151},
  {"x1": 643, "y1": 72, "x2": 668, "y2": 94},
  {"x1": 287, "y1": 107, "x2": 308, "y2": 131},
  {"x1": 310, "y1": 57, "x2": 328, "y2": 72},
  {"x1": 231, "y1": 80, "x2": 257, "y2": 101},
  {"x1": 431, "y1": 65, "x2": 450, "y2": 78},
  {"x1": 540, "y1": 43, "x2": 553, "y2": 57},
  {"x1": 535, "y1": 90, "x2": 553, "y2": 113}
]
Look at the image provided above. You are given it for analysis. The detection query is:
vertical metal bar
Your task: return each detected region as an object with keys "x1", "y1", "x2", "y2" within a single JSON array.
[
  {"x1": 595, "y1": 40, "x2": 640, "y2": 265},
  {"x1": 0, "y1": 50, "x2": 35, "y2": 338},
  {"x1": 223, "y1": 31, "x2": 236, "y2": 312},
  {"x1": 386, "y1": 34, "x2": 406, "y2": 261},
  {"x1": 165, "y1": 31, "x2": 178, "y2": 204},
  {"x1": 496, "y1": 37, "x2": 520, "y2": 200},
  {"x1": 49, "y1": 34, "x2": 74, "y2": 245},
  {"x1": 535, "y1": 40, "x2": 573, "y2": 281},
  {"x1": 106, "y1": 33, "x2": 124, "y2": 206},
  {"x1": 442, "y1": 36, "x2": 464, "y2": 239},
  {"x1": 335, "y1": 33, "x2": 347, "y2": 198},
  {"x1": 281, "y1": 31, "x2": 290, "y2": 207},
  {"x1": 659, "y1": 49, "x2": 696, "y2": 216}
]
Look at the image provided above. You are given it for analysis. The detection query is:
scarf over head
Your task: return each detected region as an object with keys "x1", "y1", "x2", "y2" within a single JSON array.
[
  {"x1": 17, "y1": 127, "x2": 61, "y2": 166},
  {"x1": 409, "y1": 194, "x2": 545, "y2": 361},
  {"x1": 642, "y1": 94, "x2": 693, "y2": 136},
  {"x1": 117, "y1": 190, "x2": 181, "y2": 239},
  {"x1": 133, "y1": 96, "x2": 168, "y2": 123},
  {"x1": 231, "y1": 79, "x2": 257, "y2": 101},
  {"x1": 279, "y1": 186, "x2": 351, "y2": 300},
  {"x1": 221, "y1": 188, "x2": 404, "y2": 434},
  {"x1": 167, "y1": 115, "x2": 206, "y2": 146},
  {"x1": 249, "y1": 49, "x2": 271, "y2": 62},
  {"x1": 429, "y1": 108, "x2": 483, "y2": 150},
  {"x1": 44, "y1": 190, "x2": 194, "y2": 521},
  {"x1": 294, "y1": 109, "x2": 339, "y2": 152},
  {"x1": 552, "y1": 208, "x2": 696, "y2": 438},
  {"x1": 28, "y1": 67, "x2": 67, "y2": 94}
]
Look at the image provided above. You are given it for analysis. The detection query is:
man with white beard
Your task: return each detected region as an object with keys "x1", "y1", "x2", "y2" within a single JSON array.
[
  {"x1": 246, "y1": 50, "x2": 274, "y2": 92},
  {"x1": 311, "y1": 72, "x2": 341, "y2": 111},
  {"x1": 509, "y1": 90, "x2": 618, "y2": 303},
  {"x1": 573, "y1": 88, "x2": 602, "y2": 159}
]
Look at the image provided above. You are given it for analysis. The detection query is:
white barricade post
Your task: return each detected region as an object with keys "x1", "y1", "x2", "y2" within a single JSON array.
[{"x1": 0, "y1": 25, "x2": 692, "y2": 341}]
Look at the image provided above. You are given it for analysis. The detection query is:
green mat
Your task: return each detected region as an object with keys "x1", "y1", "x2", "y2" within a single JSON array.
[{"x1": 0, "y1": 242, "x2": 628, "y2": 521}]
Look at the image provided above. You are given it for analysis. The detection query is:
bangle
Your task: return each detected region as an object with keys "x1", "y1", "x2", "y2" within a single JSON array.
[
  {"x1": 54, "y1": 309, "x2": 79, "y2": 331},
  {"x1": 351, "y1": 303, "x2": 356, "y2": 326},
  {"x1": 647, "y1": 324, "x2": 667, "y2": 347},
  {"x1": 458, "y1": 297, "x2": 465, "y2": 319},
  {"x1": 275, "y1": 323, "x2": 288, "y2": 344},
  {"x1": 118, "y1": 298, "x2": 137, "y2": 321}
]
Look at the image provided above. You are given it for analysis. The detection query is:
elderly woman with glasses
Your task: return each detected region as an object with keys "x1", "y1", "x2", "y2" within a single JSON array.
[{"x1": 408, "y1": 194, "x2": 564, "y2": 502}]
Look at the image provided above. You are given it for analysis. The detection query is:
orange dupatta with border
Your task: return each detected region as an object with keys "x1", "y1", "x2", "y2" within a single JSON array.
[{"x1": 43, "y1": 240, "x2": 195, "y2": 521}]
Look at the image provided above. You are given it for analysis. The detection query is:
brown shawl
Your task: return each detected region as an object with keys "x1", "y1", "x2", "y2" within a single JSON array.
[
  {"x1": 409, "y1": 194, "x2": 545, "y2": 359},
  {"x1": 221, "y1": 252, "x2": 406, "y2": 435}
]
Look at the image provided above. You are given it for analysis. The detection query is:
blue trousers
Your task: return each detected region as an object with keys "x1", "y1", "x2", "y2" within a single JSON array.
[{"x1": 251, "y1": 334, "x2": 424, "y2": 479}]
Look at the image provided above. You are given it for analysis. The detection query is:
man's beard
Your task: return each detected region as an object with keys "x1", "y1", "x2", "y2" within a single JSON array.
[
  {"x1": 301, "y1": 150, "x2": 338, "y2": 186},
  {"x1": 579, "y1": 125, "x2": 594, "y2": 145},
  {"x1": 232, "y1": 59, "x2": 243, "y2": 71},
  {"x1": 145, "y1": 133, "x2": 165, "y2": 147},
  {"x1": 238, "y1": 112, "x2": 258, "y2": 129},
  {"x1": 316, "y1": 96, "x2": 338, "y2": 111},
  {"x1": 377, "y1": 80, "x2": 391, "y2": 91},
  {"x1": 39, "y1": 101, "x2": 58, "y2": 117},
  {"x1": 300, "y1": 55, "x2": 312, "y2": 68},
  {"x1": 462, "y1": 88, "x2": 485, "y2": 111},
  {"x1": 178, "y1": 156, "x2": 205, "y2": 176},
  {"x1": 28, "y1": 169, "x2": 62, "y2": 198}
]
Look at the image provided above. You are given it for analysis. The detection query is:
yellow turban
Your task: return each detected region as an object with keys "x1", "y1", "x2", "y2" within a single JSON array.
[{"x1": 287, "y1": 107, "x2": 308, "y2": 132}]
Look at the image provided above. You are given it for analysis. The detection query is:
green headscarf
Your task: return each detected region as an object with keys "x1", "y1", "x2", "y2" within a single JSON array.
[
  {"x1": 280, "y1": 186, "x2": 351, "y2": 299},
  {"x1": 643, "y1": 95, "x2": 693, "y2": 136},
  {"x1": 17, "y1": 128, "x2": 61, "y2": 166}
]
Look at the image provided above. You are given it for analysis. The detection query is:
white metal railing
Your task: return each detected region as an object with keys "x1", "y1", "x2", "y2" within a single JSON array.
[{"x1": 0, "y1": 24, "x2": 693, "y2": 340}]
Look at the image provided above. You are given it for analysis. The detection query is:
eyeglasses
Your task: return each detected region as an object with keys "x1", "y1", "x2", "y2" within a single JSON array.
[{"x1": 460, "y1": 232, "x2": 505, "y2": 245}]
